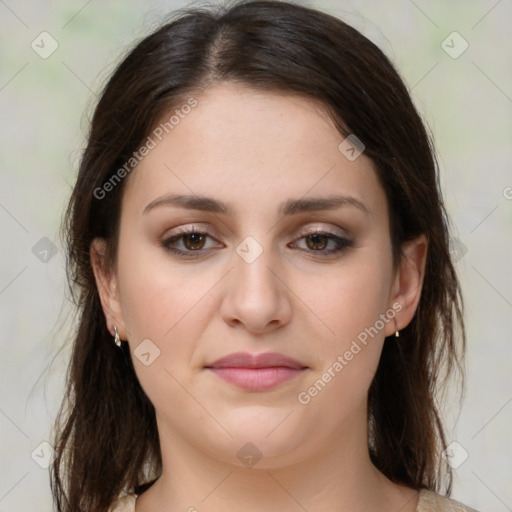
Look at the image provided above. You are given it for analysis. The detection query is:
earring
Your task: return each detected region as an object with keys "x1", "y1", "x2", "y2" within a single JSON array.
[
  {"x1": 394, "y1": 319, "x2": 400, "y2": 338},
  {"x1": 113, "y1": 325, "x2": 122, "y2": 347}
]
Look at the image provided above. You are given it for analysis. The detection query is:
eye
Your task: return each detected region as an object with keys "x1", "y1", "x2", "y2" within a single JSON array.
[
  {"x1": 161, "y1": 226, "x2": 354, "y2": 259},
  {"x1": 161, "y1": 227, "x2": 222, "y2": 258},
  {"x1": 291, "y1": 229, "x2": 353, "y2": 256}
]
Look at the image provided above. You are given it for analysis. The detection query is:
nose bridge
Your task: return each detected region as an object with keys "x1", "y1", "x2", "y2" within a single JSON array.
[
  {"x1": 233, "y1": 233, "x2": 280, "y2": 298},
  {"x1": 220, "y1": 233, "x2": 291, "y2": 331}
]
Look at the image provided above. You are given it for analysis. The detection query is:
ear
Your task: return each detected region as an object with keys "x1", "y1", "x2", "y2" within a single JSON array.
[
  {"x1": 385, "y1": 234, "x2": 428, "y2": 336},
  {"x1": 90, "y1": 238, "x2": 128, "y2": 340}
]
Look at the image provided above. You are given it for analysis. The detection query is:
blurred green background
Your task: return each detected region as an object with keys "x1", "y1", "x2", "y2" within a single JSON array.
[{"x1": 0, "y1": 1, "x2": 511, "y2": 511}]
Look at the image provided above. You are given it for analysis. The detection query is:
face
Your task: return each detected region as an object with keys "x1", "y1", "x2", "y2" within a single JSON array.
[{"x1": 92, "y1": 81, "x2": 425, "y2": 469}]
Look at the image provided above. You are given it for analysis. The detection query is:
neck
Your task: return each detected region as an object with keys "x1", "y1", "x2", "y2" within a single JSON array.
[{"x1": 135, "y1": 408, "x2": 419, "y2": 512}]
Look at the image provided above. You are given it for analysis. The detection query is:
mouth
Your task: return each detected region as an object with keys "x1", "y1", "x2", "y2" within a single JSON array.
[{"x1": 204, "y1": 352, "x2": 308, "y2": 391}]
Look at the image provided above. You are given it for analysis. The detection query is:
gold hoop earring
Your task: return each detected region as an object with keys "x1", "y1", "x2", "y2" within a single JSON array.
[{"x1": 113, "y1": 325, "x2": 122, "y2": 347}]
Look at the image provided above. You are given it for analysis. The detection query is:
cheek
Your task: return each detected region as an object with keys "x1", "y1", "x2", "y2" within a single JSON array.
[
  {"x1": 303, "y1": 258, "x2": 393, "y2": 339},
  {"x1": 115, "y1": 235, "x2": 226, "y2": 394},
  {"x1": 116, "y1": 258, "x2": 212, "y2": 417},
  {"x1": 295, "y1": 257, "x2": 393, "y2": 408},
  {"x1": 116, "y1": 227, "x2": 210, "y2": 341}
]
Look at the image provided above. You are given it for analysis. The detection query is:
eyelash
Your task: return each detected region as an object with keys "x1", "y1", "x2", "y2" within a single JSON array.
[{"x1": 161, "y1": 226, "x2": 354, "y2": 259}]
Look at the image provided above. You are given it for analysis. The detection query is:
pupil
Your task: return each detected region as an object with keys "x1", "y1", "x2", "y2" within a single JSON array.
[
  {"x1": 308, "y1": 234, "x2": 326, "y2": 250},
  {"x1": 185, "y1": 233, "x2": 204, "y2": 250}
]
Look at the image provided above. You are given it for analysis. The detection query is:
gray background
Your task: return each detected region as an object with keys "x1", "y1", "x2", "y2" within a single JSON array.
[{"x1": 0, "y1": 1, "x2": 511, "y2": 511}]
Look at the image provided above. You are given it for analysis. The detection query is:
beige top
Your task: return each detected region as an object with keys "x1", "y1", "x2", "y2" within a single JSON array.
[{"x1": 108, "y1": 489, "x2": 480, "y2": 512}]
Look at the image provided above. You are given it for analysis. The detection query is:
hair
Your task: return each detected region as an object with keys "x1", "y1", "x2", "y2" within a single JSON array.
[{"x1": 50, "y1": 1, "x2": 466, "y2": 511}]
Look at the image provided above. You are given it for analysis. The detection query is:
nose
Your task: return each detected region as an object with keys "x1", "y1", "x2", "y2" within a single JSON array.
[{"x1": 219, "y1": 239, "x2": 292, "y2": 334}]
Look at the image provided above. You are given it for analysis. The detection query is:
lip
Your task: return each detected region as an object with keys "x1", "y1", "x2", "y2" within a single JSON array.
[
  {"x1": 205, "y1": 352, "x2": 307, "y2": 391},
  {"x1": 206, "y1": 351, "x2": 306, "y2": 370}
]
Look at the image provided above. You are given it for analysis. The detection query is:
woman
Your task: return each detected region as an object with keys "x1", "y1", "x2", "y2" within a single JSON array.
[{"x1": 50, "y1": 1, "x2": 479, "y2": 511}]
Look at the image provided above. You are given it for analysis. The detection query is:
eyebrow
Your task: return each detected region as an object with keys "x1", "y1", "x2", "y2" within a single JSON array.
[{"x1": 143, "y1": 193, "x2": 371, "y2": 217}]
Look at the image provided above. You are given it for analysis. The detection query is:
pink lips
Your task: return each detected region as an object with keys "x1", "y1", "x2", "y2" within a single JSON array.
[{"x1": 205, "y1": 352, "x2": 307, "y2": 391}]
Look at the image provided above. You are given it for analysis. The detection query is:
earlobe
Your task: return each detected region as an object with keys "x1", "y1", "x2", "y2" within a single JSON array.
[
  {"x1": 388, "y1": 234, "x2": 428, "y2": 335},
  {"x1": 90, "y1": 238, "x2": 126, "y2": 339}
]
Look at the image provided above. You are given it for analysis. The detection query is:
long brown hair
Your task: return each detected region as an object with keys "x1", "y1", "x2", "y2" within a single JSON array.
[{"x1": 51, "y1": 1, "x2": 465, "y2": 510}]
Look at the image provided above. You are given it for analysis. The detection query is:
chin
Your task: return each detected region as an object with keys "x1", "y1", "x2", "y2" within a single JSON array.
[{"x1": 207, "y1": 410, "x2": 309, "y2": 462}]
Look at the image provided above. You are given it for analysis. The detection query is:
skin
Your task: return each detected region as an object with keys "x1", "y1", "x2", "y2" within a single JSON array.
[{"x1": 91, "y1": 81, "x2": 427, "y2": 512}]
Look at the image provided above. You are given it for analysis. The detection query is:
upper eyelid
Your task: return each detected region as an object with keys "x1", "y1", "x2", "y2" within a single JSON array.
[{"x1": 294, "y1": 225, "x2": 347, "y2": 238}]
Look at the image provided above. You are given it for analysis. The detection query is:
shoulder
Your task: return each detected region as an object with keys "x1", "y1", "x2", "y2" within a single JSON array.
[
  {"x1": 107, "y1": 489, "x2": 481, "y2": 512},
  {"x1": 417, "y1": 489, "x2": 481, "y2": 512},
  {"x1": 108, "y1": 493, "x2": 137, "y2": 512}
]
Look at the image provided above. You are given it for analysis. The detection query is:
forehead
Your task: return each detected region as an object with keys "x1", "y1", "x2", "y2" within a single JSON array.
[{"x1": 122, "y1": 82, "x2": 387, "y2": 220}]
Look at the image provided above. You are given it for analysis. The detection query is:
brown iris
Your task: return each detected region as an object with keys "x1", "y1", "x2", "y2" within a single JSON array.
[
  {"x1": 183, "y1": 233, "x2": 206, "y2": 250},
  {"x1": 305, "y1": 233, "x2": 328, "y2": 251}
]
